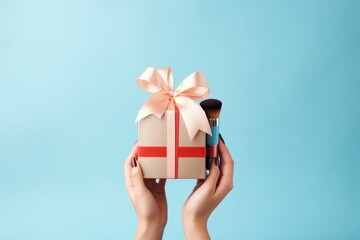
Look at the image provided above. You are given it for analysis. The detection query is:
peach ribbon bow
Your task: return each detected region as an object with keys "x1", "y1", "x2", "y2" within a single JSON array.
[{"x1": 135, "y1": 67, "x2": 212, "y2": 140}]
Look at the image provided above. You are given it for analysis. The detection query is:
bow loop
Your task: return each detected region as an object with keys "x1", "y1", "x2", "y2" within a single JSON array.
[
  {"x1": 136, "y1": 67, "x2": 172, "y2": 93},
  {"x1": 174, "y1": 72, "x2": 209, "y2": 99},
  {"x1": 135, "y1": 67, "x2": 211, "y2": 139}
]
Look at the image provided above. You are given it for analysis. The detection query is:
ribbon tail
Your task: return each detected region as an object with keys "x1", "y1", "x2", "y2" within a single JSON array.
[{"x1": 175, "y1": 97, "x2": 212, "y2": 140}]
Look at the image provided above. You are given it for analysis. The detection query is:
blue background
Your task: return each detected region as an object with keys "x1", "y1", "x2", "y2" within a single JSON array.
[{"x1": 1, "y1": 0, "x2": 359, "y2": 239}]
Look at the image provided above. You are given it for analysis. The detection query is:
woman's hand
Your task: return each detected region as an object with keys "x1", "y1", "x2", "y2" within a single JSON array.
[
  {"x1": 124, "y1": 145, "x2": 167, "y2": 240},
  {"x1": 182, "y1": 138, "x2": 234, "y2": 240}
]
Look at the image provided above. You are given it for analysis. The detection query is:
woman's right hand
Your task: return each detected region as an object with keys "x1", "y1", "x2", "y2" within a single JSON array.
[{"x1": 182, "y1": 137, "x2": 234, "y2": 240}]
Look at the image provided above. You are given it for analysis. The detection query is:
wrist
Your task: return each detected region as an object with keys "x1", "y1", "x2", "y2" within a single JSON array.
[
  {"x1": 182, "y1": 215, "x2": 210, "y2": 240},
  {"x1": 136, "y1": 218, "x2": 166, "y2": 240}
]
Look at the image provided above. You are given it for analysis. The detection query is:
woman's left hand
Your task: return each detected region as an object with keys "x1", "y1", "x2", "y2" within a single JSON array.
[{"x1": 124, "y1": 145, "x2": 167, "y2": 240}]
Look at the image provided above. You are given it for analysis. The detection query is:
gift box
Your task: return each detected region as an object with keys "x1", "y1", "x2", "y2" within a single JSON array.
[{"x1": 135, "y1": 67, "x2": 212, "y2": 179}]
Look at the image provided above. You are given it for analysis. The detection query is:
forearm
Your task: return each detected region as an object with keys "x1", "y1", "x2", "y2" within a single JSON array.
[
  {"x1": 182, "y1": 217, "x2": 210, "y2": 240},
  {"x1": 135, "y1": 219, "x2": 165, "y2": 240}
]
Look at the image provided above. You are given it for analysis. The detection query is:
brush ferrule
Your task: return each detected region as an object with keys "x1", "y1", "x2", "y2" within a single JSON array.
[{"x1": 208, "y1": 118, "x2": 219, "y2": 126}]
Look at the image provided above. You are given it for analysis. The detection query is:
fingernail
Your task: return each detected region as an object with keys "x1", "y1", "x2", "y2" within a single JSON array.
[
  {"x1": 219, "y1": 133, "x2": 226, "y2": 145},
  {"x1": 131, "y1": 157, "x2": 137, "y2": 168},
  {"x1": 216, "y1": 156, "x2": 221, "y2": 166}
]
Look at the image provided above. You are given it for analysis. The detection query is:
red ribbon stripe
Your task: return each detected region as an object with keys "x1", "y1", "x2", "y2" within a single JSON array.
[{"x1": 138, "y1": 146, "x2": 206, "y2": 158}]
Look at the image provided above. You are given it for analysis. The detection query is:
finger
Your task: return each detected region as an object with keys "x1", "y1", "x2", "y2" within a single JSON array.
[
  {"x1": 124, "y1": 157, "x2": 134, "y2": 191},
  {"x1": 124, "y1": 144, "x2": 139, "y2": 191},
  {"x1": 216, "y1": 140, "x2": 234, "y2": 196},
  {"x1": 219, "y1": 139, "x2": 234, "y2": 180},
  {"x1": 131, "y1": 159, "x2": 148, "y2": 195},
  {"x1": 201, "y1": 159, "x2": 220, "y2": 193}
]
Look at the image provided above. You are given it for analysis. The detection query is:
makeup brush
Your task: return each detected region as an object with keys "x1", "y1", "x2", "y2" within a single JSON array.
[{"x1": 200, "y1": 99, "x2": 222, "y2": 170}]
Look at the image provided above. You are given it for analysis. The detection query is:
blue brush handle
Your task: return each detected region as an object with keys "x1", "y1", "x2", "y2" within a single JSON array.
[
  {"x1": 207, "y1": 125, "x2": 219, "y2": 145},
  {"x1": 206, "y1": 125, "x2": 219, "y2": 170}
]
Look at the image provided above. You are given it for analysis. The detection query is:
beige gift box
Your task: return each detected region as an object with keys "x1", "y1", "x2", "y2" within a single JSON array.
[{"x1": 138, "y1": 107, "x2": 206, "y2": 179}]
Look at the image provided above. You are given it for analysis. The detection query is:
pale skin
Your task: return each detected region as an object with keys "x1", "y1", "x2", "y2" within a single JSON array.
[{"x1": 124, "y1": 138, "x2": 234, "y2": 240}]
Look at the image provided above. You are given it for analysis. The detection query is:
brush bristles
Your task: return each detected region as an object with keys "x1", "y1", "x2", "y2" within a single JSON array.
[{"x1": 200, "y1": 99, "x2": 222, "y2": 119}]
